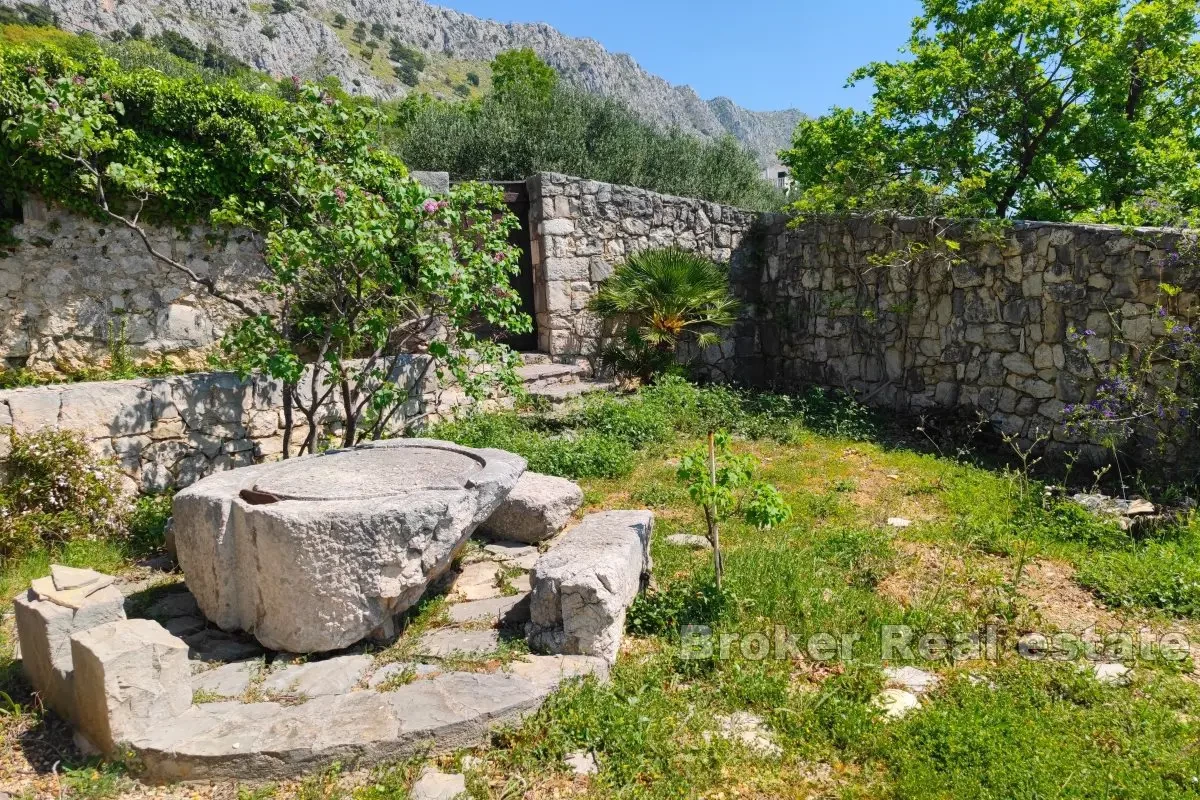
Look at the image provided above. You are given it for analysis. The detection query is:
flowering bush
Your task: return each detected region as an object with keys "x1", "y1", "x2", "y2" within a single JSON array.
[
  {"x1": 0, "y1": 39, "x2": 530, "y2": 456},
  {"x1": 0, "y1": 429, "x2": 129, "y2": 558}
]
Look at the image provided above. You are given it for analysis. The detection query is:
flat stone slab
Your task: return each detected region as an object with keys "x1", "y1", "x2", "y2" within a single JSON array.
[
  {"x1": 367, "y1": 662, "x2": 440, "y2": 689},
  {"x1": 192, "y1": 661, "x2": 259, "y2": 699},
  {"x1": 664, "y1": 534, "x2": 710, "y2": 549},
  {"x1": 447, "y1": 593, "x2": 531, "y2": 625},
  {"x1": 261, "y1": 655, "x2": 373, "y2": 698},
  {"x1": 527, "y1": 511, "x2": 653, "y2": 663},
  {"x1": 172, "y1": 439, "x2": 525, "y2": 653},
  {"x1": 411, "y1": 767, "x2": 466, "y2": 800},
  {"x1": 481, "y1": 472, "x2": 584, "y2": 544},
  {"x1": 483, "y1": 541, "x2": 541, "y2": 570},
  {"x1": 417, "y1": 628, "x2": 502, "y2": 659},
  {"x1": 130, "y1": 655, "x2": 607, "y2": 781}
]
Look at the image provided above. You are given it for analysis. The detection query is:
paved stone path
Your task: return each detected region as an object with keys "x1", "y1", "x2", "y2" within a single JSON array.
[{"x1": 119, "y1": 533, "x2": 606, "y2": 780}]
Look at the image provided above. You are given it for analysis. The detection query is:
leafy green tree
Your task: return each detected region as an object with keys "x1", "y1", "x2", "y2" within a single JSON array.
[
  {"x1": 590, "y1": 247, "x2": 740, "y2": 381},
  {"x1": 382, "y1": 51, "x2": 782, "y2": 210},
  {"x1": 352, "y1": 21, "x2": 366, "y2": 43},
  {"x1": 677, "y1": 431, "x2": 792, "y2": 587},
  {"x1": 783, "y1": 0, "x2": 1200, "y2": 225},
  {"x1": 491, "y1": 47, "x2": 558, "y2": 102},
  {"x1": 370, "y1": 22, "x2": 386, "y2": 39},
  {"x1": 0, "y1": 38, "x2": 530, "y2": 455},
  {"x1": 332, "y1": 13, "x2": 346, "y2": 28}
]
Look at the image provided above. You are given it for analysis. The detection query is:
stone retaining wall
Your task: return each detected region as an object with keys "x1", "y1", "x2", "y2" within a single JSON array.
[
  {"x1": 1, "y1": 198, "x2": 267, "y2": 373},
  {"x1": 528, "y1": 173, "x2": 1193, "y2": 454},
  {"x1": 0, "y1": 359, "x2": 434, "y2": 493}
]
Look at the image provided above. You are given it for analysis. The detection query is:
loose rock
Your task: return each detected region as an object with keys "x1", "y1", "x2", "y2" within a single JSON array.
[
  {"x1": 665, "y1": 533, "x2": 710, "y2": 549},
  {"x1": 527, "y1": 511, "x2": 653, "y2": 664},
  {"x1": 481, "y1": 472, "x2": 584, "y2": 544},
  {"x1": 1092, "y1": 662, "x2": 1132, "y2": 686},
  {"x1": 874, "y1": 688, "x2": 920, "y2": 720},
  {"x1": 883, "y1": 666, "x2": 940, "y2": 695},
  {"x1": 410, "y1": 767, "x2": 466, "y2": 800},
  {"x1": 711, "y1": 711, "x2": 781, "y2": 758},
  {"x1": 565, "y1": 750, "x2": 599, "y2": 775}
]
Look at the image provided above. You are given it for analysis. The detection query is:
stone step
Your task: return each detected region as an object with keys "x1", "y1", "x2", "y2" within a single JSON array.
[
  {"x1": 515, "y1": 362, "x2": 588, "y2": 384},
  {"x1": 526, "y1": 379, "x2": 619, "y2": 404},
  {"x1": 131, "y1": 655, "x2": 609, "y2": 781}
]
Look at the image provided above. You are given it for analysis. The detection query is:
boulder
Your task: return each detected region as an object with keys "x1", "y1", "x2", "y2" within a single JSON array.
[
  {"x1": 526, "y1": 511, "x2": 653, "y2": 663},
  {"x1": 173, "y1": 439, "x2": 525, "y2": 653},
  {"x1": 71, "y1": 619, "x2": 191, "y2": 754},
  {"x1": 480, "y1": 472, "x2": 583, "y2": 544},
  {"x1": 13, "y1": 569, "x2": 126, "y2": 723}
]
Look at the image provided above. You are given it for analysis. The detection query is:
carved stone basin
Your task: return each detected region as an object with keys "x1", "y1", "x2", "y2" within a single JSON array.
[{"x1": 172, "y1": 439, "x2": 526, "y2": 653}]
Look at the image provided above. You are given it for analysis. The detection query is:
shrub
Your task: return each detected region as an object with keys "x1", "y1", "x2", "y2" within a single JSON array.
[
  {"x1": 590, "y1": 247, "x2": 739, "y2": 381},
  {"x1": 0, "y1": 429, "x2": 129, "y2": 558},
  {"x1": 332, "y1": 13, "x2": 346, "y2": 27},
  {"x1": 564, "y1": 392, "x2": 672, "y2": 450},
  {"x1": 430, "y1": 413, "x2": 633, "y2": 480}
]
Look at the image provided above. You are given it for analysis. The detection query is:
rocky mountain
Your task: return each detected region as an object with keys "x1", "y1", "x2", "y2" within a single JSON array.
[{"x1": 14, "y1": 0, "x2": 804, "y2": 165}]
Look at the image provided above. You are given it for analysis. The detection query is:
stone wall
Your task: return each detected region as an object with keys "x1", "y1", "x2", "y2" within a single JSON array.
[
  {"x1": 1, "y1": 198, "x2": 267, "y2": 373},
  {"x1": 527, "y1": 173, "x2": 1192, "y2": 454},
  {"x1": 0, "y1": 359, "x2": 435, "y2": 493},
  {"x1": 526, "y1": 172, "x2": 764, "y2": 379}
]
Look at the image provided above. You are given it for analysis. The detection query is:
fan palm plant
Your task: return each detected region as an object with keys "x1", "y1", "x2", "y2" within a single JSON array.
[{"x1": 589, "y1": 247, "x2": 740, "y2": 381}]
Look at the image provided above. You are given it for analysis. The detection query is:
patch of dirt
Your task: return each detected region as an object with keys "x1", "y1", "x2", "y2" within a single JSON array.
[
  {"x1": 1017, "y1": 559, "x2": 1121, "y2": 635},
  {"x1": 837, "y1": 448, "x2": 945, "y2": 524}
]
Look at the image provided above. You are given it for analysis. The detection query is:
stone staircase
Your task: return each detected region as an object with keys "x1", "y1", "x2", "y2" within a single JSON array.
[{"x1": 517, "y1": 353, "x2": 617, "y2": 404}]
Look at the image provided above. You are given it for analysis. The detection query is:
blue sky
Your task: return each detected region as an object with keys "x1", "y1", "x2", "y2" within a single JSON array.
[{"x1": 429, "y1": 1, "x2": 922, "y2": 114}]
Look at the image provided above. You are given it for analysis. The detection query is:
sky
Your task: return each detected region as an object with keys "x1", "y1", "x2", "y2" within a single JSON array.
[{"x1": 427, "y1": 1, "x2": 923, "y2": 115}]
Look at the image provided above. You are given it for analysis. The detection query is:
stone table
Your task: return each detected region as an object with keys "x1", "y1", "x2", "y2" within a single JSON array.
[{"x1": 173, "y1": 439, "x2": 525, "y2": 653}]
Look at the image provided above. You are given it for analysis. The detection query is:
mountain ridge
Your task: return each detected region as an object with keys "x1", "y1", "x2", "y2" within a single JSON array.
[{"x1": 13, "y1": 0, "x2": 803, "y2": 166}]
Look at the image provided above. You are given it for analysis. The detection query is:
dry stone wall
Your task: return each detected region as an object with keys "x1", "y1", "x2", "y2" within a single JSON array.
[
  {"x1": 528, "y1": 173, "x2": 1192, "y2": 455},
  {"x1": 1, "y1": 198, "x2": 268, "y2": 373},
  {"x1": 0, "y1": 359, "x2": 435, "y2": 493},
  {"x1": 526, "y1": 172, "x2": 764, "y2": 380}
]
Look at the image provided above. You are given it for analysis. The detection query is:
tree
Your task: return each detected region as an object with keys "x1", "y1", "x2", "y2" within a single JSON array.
[
  {"x1": 589, "y1": 247, "x2": 740, "y2": 381},
  {"x1": 491, "y1": 47, "x2": 558, "y2": 102},
  {"x1": 783, "y1": 0, "x2": 1200, "y2": 225},
  {"x1": 0, "y1": 39, "x2": 530, "y2": 456},
  {"x1": 370, "y1": 22, "x2": 386, "y2": 39},
  {"x1": 352, "y1": 21, "x2": 366, "y2": 43},
  {"x1": 677, "y1": 431, "x2": 791, "y2": 588},
  {"x1": 381, "y1": 51, "x2": 783, "y2": 211},
  {"x1": 332, "y1": 13, "x2": 346, "y2": 28}
]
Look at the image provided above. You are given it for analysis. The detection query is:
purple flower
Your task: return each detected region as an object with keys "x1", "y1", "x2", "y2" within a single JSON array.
[
  {"x1": 321, "y1": 92, "x2": 335, "y2": 106},
  {"x1": 1159, "y1": 307, "x2": 1169, "y2": 318},
  {"x1": 71, "y1": 74, "x2": 85, "y2": 86},
  {"x1": 422, "y1": 199, "x2": 439, "y2": 214},
  {"x1": 1084, "y1": 329, "x2": 1097, "y2": 337}
]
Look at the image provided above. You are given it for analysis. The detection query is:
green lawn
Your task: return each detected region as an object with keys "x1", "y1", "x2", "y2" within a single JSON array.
[{"x1": 2, "y1": 380, "x2": 1199, "y2": 798}]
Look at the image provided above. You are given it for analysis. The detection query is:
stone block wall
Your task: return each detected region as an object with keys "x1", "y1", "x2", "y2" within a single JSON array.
[
  {"x1": 1, "y1": 198, "x2": 268, "y2": 373},
  {"x1": 0, "y1": 358, "x2": 436, "y2": 493},
  {"x1": 526, "y1": 173, "x2": 1192, "y2": 454},
  {"x1": 526, "y1": 173, "x2": 765, "y2": 379}
]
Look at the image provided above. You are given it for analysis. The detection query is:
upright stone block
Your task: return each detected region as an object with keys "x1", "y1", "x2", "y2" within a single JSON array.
[
  {"x1": 480, "y1": 472, "x2": 584, "y2": 544},
  {"x1": 13, "y1": 575, "x2": 126, "y2": 723},
  {"x1": 70, "y1": 619, "x2": 191, "y2": 754},
  {"x1": 527, "y1": 511, "x2": 653, "y2": 663}
]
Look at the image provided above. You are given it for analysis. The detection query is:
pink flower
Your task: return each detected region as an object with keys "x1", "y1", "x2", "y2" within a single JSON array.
[
  {"x1": 321, "y1": 92, "x2": 335, "y2": 106},
  {"x1": 422, "y1": 199, "x2": 439, "y2": 214},
  {"x1": 290, "y1": 75, "x2": 301, "y2": 89},
  {"x1": 437, "y1": 200, "x2": 450, "y2": 210},
  {"x1": 492, "y1": 251, "x2": 506, "y2": 263},
  {"x1": 334, "y1": 187, "x2": 347, "y2": 205}
]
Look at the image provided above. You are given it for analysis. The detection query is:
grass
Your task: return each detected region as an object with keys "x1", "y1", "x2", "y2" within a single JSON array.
[{"x1": 2, "y1": 380, "x2": 1200, "y2": 797}]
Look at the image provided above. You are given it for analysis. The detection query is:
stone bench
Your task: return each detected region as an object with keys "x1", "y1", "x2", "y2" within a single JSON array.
[{"x1": 526, "y1": 511, "x2": 653, "y2": 664}]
